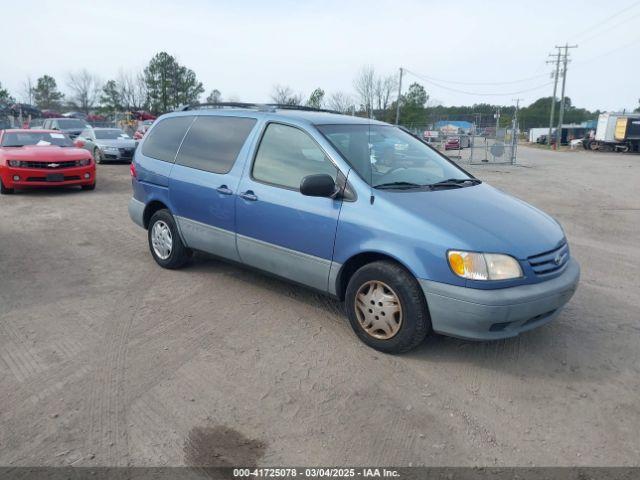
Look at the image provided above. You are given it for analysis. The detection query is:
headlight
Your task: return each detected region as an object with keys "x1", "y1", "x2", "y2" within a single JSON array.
[
  {"x1": 75, "y1": 158, "x2": 92, "y2": 166},
  {"x1": 8, "y1": 160, "x2": 23, "y2": 167},
  {"x1": 447, "y1": 251, "x2": 523, "y2": 281}
]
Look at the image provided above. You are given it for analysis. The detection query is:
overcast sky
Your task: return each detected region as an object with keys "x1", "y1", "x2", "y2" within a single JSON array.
[{"x1": 3, "y1": 0, "x2": 639, "y2": 111}]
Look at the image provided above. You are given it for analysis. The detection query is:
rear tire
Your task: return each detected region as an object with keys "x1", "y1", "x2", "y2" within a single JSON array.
[
  {"x1": 147, "y1": 209, "x2": 191, "y2": 269},
  {"x1": 0, "y1": 180, "x2": 14, "y2": 195},
  {"x1": 345, "y1": 260, "x2": 430, "y2": 354}
]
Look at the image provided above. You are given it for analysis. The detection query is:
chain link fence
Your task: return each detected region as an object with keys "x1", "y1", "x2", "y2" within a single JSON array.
[{"x1": 402, "y1": 120, "x2": 518, "y2": 165}]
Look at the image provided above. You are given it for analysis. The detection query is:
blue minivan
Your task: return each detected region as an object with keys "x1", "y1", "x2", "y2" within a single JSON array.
[{"x1": 128, "y1": 104, "x2": 580, "y2": 353}]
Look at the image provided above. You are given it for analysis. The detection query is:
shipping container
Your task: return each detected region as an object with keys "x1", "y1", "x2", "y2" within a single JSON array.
[
  {"x1": 626, "y1": 117, "x2": 640, "y2": 140},
  {"x1": 615, "y1": 118, "x2": 627, "y2": 141},
  {"x1": 589, "y1": 112, "x2": 640, "y2": 153},
  {"x1": 595, "y1": 112, "x2": 618, "y2": 142},
  {"x1": 615, "y1": 115, "x2": 640, "y2": 141}
]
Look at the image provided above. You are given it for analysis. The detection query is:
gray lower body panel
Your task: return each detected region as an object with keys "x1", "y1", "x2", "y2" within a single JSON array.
[
  {"x1": 130, "y1": 203, "x2": 339, "y2": 293},
  {"x1": 237, "y1": 234, "x2": 334, "y2": 292},
  {"x1": 128, "y1": 197, "x2": 145, "y2": 228},
  {"x1": 176, "y1": 216, "x2": 240, "y2": 262},
  {"x1": 419, "y1": 258, "x2": 580, "y2": 340}
]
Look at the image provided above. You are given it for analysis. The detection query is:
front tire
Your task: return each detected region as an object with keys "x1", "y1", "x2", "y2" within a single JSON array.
[
  {"x1": 94, "y1": 148, "x2": 104, "y2": 164},
  {"x1": 147, "y1": 209, "x2": 191, "y2": 269},
  {"x1": 345, "y1": 260, "x2": 430, "y2": 354}
]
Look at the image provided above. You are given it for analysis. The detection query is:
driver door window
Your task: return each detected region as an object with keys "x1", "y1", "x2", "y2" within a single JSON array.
[{"x1": 252, "y1": 123, "x2": 336, "y2": 190}]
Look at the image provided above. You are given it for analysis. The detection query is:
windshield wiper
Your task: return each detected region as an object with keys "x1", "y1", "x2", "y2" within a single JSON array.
[
  {"x1": 374, "y1": 181, "x2": 424, "y2": 190},
  {"x1": 429, "y1": 178, "x2": 481, "y2": 189}
]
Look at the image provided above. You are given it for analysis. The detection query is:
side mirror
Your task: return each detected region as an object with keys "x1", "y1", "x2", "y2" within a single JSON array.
[
  {"x1": 74, "y1": 140, "x2": 85, "y2": 148},
  {"x1": 300, "y1": 174, "x2": 338, "y2": 198}
]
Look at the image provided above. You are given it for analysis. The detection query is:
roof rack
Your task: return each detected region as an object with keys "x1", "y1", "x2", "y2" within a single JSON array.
[
  {"x1": 181, "y1": 102, "x2": 339, "y2": 114},
  {"x1": 181, "y1": 102, "x2": 258, "y2": 111}
]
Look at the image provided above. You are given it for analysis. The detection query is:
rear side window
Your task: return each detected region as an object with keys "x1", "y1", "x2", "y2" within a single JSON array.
[
  {"x1": 175, "y1": 116, "x2": 256, "y2": 174},
  {"x1": 142, "y1": 116, "x2": 194, "y2": 163}
]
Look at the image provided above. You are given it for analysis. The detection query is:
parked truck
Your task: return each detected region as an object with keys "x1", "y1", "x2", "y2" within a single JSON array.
[{"x1": 586, "y1": 112, "x2": 640, "y2": 153}]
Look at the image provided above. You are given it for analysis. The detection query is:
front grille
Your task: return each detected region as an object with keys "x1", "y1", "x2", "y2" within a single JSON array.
[
  {"x1": 119, "y1": 148, "x2": 134, "y2": 158},
  {"x1": 26, "y1": 175, "x2": 81, "y2": 182},
  {"x1": 13, "y1": 160, "x2": 80, "y2": 169},
  {"x1": 522, "y1": 310, "x2": 557, "y2": 326},
  {"x1": 528, "y1": 241, "x2": 569, "y2": 275},
  {"x1": 489, "y1": 310, "x2": 557, "y2": 332}
]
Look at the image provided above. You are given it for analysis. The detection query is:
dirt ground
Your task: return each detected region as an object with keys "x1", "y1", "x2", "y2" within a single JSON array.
[{"x1": 0, "y1": 146, "x2": 638, "y2": 467}]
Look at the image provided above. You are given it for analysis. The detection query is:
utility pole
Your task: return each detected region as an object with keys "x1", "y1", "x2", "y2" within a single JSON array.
[
  {"x1": 511, "y1": 98, "x2": 523, "y2": 164},
  {"x1": 555, "y1": 43, "x2": 578, "y2": 149},
  {"x1": 546, "y1": 50, "x2": 561, "y2": 149},
  {"x1": 395, "y1": 67, "x2": 403, "y2": 125},
  {"x1": 512, "y1": 98, "x2": 522, "y2": 133},
  {"x1": 494, "y1": 107, "x2": 501, "y2": 136}
]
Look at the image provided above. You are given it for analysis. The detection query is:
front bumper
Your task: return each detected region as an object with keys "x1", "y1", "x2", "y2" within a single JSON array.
[
  {"x1": 101, "y1": 148, "x2": 135, "y2": 161},
  {"x1": 2, "y1": 166, "x2": 95, "y2": 188},
  {"x1": 419, "y1": 258, "x2": 580, "y2": 340}
]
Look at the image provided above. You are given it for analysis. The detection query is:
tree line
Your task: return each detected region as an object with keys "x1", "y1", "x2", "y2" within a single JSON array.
[
  {"x1": 267, "y1": 65, "x2": 429, "y2": 126},
  {"x1": 0, "y1": 52, "x2": 205, "y2": 116},
  {"x1": 1, "y1": 56, "x2": 632, "y2": 124},
  {"x1": 265, "y1": 65, "x2": 607, "y2": 128}
]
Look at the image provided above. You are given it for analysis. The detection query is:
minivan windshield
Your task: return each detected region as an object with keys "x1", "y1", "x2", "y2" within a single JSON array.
[{"x1": 317, "y1": 124, "x2": 473, "y2": 189}]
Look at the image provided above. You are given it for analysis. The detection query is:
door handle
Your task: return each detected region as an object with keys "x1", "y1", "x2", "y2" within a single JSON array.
[
  {"x1": 216, "y1": 185, "x2": 233, "y2": 195},
  {"x1": 239, "y1": 190, "x2": 258, "y2": 201}
]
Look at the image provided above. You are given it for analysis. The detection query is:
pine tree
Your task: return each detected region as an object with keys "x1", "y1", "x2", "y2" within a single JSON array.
[
  {"x1": 143, "y1": 52, "x2": 204, "y2": 114},
  {"x1": 32, "y1": 75, "x2": 64, "y2": 110}
]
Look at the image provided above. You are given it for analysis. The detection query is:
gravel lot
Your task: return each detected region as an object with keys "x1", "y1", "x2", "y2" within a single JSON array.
[{"x1": 0, "y1": 146, "x2": 638, "y2": 467}]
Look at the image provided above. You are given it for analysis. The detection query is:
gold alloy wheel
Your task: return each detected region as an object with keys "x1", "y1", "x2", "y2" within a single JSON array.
[{"x1": 354, "y1": 280, "x2": 403, "y2": 340}]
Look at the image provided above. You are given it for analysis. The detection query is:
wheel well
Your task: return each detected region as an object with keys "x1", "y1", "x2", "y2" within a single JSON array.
[
  {"x1": 143, "y1": 200, "x2": 168, "y2": 229},
  {"x1": 335, "y1": 252, "x2": 413, "y2": 301}
]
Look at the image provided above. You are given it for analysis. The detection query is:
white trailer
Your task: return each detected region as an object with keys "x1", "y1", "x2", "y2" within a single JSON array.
[
  {"x1": 528, "y1": 128, "x2": 548, "y2": 143},
  {"x1": 594, "y1": 113, "x2": 618, "y2": 142},
  {"x1": 588, "y1": 112, "x2": 636, "y2": 152}
]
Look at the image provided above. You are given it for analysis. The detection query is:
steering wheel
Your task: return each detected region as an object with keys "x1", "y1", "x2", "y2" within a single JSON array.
[{"x1": 384, "y1": 166, "x2": 408, "y2": 175}]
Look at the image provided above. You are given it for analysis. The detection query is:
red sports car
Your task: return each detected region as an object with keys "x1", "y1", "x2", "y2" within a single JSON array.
[
  {"x1": 444, "y1": 136, "x2": 461, "y2": 150},
  {"x1": 133, "y1": 120, "x2": 154, "y2": 140},
  {"x1": 0, "y1": 129, "x2": 96, "y2": 194}
]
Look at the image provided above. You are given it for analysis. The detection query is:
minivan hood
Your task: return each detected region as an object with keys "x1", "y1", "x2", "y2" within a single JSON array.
[{"x1": 378, "y1": 183, "x2": 565, "y2": 259}]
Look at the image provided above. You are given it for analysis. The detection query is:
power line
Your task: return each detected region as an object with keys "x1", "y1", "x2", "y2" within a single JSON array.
[
  {"x1": 571, "y1": 0, "x2": 640, "y2": 41},
  {"x1": 572, "y1": 35, "x2": 640, "y2": 66},
  {"x1": 403, "y1": 69, "x2": 555, "y2": 97},
  {"x1": 578, "y1": 10, "x2": 640, "y2": 44},
  {"x1": 404, "y1": 70, "x2": 549, "y2": 86}
]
